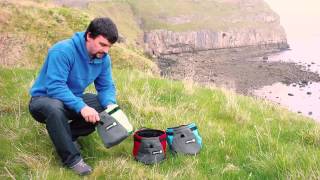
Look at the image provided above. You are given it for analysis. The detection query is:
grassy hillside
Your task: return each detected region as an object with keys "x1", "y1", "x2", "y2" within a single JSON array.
[
  {"x1": 1, "y1": 67, "x2": 320, "y2": 179},
  {"x1": 0, "y1": 0, "x2": 157, "y2": 71},
  {"x1": 1, "y1": 0, "x2": 320, "y2": 179},
  {"x1": 0, "y1": 0, "x2": 88, "y2": 67},
  {"x1": 86, "y1": 1, "x2": 143, "y2": 44},
  {"x1": 129, "y1": 0, "x2": 275, "y2": 31}
]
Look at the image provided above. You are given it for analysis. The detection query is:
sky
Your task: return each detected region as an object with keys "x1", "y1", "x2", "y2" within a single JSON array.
[
  {"x1": 254, "y1": 1, "x2": 320, "y2": 121},
  {"x1": 264, "y1": 0, "x2": 320, "y2": 38}
]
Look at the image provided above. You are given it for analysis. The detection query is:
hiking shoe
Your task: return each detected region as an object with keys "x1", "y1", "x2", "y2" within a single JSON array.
[{"x1": 70, "y1": 159, "x2": 92, "y2": 176}]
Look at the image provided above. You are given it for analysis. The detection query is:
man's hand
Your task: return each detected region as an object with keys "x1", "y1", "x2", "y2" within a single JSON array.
[{"x1": 80, "y1": 106, "x2": 100, "y2": 123}]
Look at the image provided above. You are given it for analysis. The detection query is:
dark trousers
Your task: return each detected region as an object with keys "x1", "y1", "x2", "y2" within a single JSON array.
[{"x1": 28, "y1": 93, "x2": 105, "y2": 167}]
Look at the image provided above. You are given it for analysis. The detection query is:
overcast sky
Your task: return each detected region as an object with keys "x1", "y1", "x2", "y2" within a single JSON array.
[{"x1": 264, "y1": 0, "x2": 320, "y2": 38}]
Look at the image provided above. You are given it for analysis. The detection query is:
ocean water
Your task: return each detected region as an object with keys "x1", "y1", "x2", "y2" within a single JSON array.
[{"x1": 254, "y1": 0, "x2": 320, "y2": 121}]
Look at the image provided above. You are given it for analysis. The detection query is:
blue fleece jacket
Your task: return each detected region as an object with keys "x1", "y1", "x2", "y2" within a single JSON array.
[{"x1": 30, "y1": 32, "x2": 116, "y2": 112}]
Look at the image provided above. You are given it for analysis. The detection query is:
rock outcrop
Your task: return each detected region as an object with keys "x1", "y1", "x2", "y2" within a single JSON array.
[
  {"x1": 143, "y1": 0, "x2": 289, "y2": 56},
  {"x1": 144, "y1": 27, "x2": 288, "y2": 56}
]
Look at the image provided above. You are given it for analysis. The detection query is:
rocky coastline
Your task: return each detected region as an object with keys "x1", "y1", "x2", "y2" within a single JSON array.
[{"x1": 156, "y1": 46, "x2": 320, "y2": 94}]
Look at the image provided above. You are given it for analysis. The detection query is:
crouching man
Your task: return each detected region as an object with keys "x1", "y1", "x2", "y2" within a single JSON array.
[{"x1": 28, "y1": 17, "x2": 118, "y2": 175}]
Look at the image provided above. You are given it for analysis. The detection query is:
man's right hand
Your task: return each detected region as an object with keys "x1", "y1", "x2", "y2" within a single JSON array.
[{"x1": 80, "y1": 106, "x2": 100, "y2": 123}]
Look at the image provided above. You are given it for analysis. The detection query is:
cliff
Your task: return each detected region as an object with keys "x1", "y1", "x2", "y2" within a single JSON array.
[
  {"x1": 135, "y1": 0, "x2": 289, "y2": 56},
  {"x1": 144, "y1": 27, "x2": 288, "y2": 56},
  {"x1": 50, "y1": 0, "x2": 289, "y2": 57}
]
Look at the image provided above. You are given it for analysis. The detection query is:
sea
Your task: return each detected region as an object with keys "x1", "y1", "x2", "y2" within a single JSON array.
[{"x1": 254, "y1": 0, "x2": 320, "y2": 121}]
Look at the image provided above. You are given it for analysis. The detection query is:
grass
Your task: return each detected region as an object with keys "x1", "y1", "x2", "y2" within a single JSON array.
[
  {"x1": 1, "y1": 0, "x2": 320, "y2": 179},
  {"x1": 1, "y1": 68, "x2": 320, "y2": 179},
  {"x1": 86, "y1": 1, "x2": 144, "y2": 44},
  {"x1": 0, "y1": 0, "x2": 154, "y2": 71},
  {"x1": 0, "y1": 1, "x2": 89, "y2": 68}
]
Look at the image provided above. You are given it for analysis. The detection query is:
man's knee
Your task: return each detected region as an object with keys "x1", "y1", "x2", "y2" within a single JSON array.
[
  {"x1": 30, "y1": 97, "x2": 66, "y2": 121},
  {"x1": 43, "y1": 98, "x2": 66, "y2": 115},
  {"x1": 45, "y1": 98, "x2": 64, "y2": 107}
]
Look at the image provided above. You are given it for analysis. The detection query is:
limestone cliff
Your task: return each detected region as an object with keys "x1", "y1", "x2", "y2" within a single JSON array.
[
  {"x1": 144, "y1": 27, "x2": 288, "y2": 56},
  {"x1": 141, "y1": 0, "x2": 289, "y2": 56}
]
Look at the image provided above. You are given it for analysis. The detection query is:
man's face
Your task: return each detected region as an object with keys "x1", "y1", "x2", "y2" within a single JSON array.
[{"x1": 86, "y1": 33, "x2": 112, "y2": 59}]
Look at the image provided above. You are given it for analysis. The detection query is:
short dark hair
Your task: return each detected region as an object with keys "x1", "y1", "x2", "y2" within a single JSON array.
[{"x1": 85, "y1": 17, "x2": 118, "y2": 44}]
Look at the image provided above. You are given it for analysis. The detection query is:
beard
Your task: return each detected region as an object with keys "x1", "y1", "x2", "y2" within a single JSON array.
[{"x1": 93, "y1": 52, "x2": 106, "y2": 59}]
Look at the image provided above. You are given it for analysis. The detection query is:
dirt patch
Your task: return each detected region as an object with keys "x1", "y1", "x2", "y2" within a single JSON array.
[
  {"x1": 0, "y1": 33, "x2": 28, "y2": 67},
  {"x1": 157, "y1": 47, "x2": 320, "y2": 94},
  {"x1": 0, "y1": 8, "x2": 11, "y2": 25},
  {"x1": 53, "y1": 0, "x2": 90, "y2": 8},
  {"x1": 52, "y1": 0, "x2": 106, "y2": 8}
]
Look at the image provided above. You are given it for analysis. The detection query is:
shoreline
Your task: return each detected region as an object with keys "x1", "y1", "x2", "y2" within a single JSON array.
[
  {"x1": 156, "y1": 47, "x2": 320, "y2": 121},
  {"x1": 157, "y1": 47, "x2": 320, "y2": 95}
]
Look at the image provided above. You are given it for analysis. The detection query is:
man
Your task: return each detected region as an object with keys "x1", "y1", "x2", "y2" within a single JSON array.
[{"x1": 28, "y1": 17, "x2": 118, "y2": 175}]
